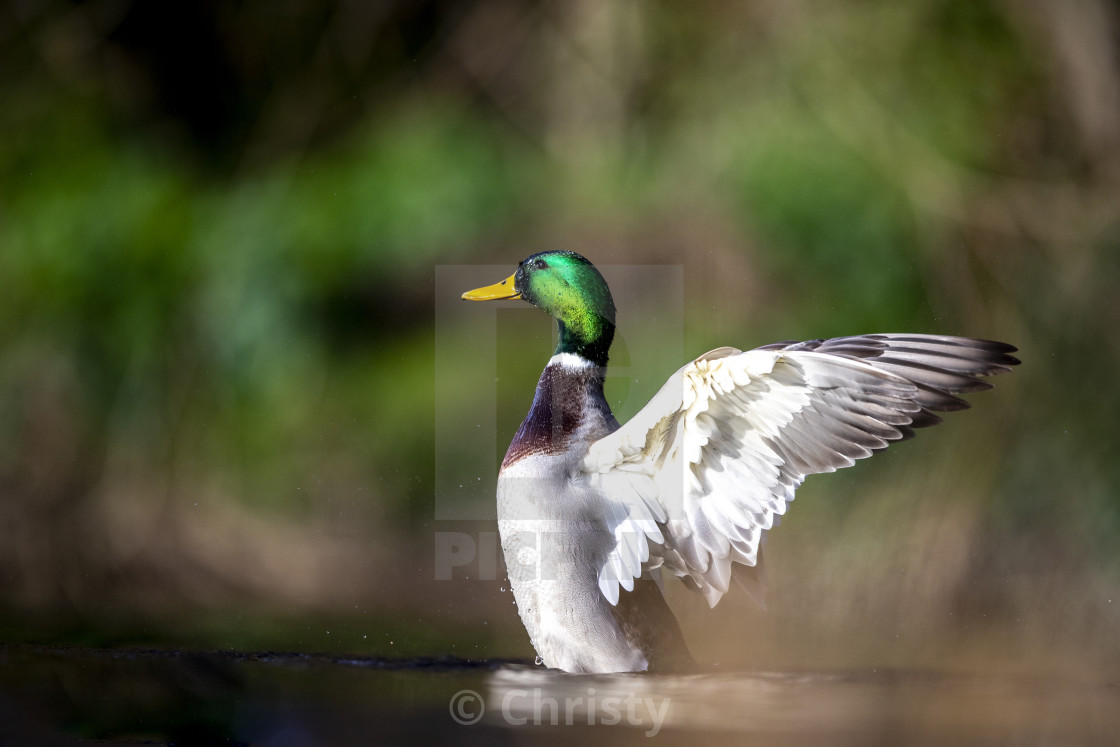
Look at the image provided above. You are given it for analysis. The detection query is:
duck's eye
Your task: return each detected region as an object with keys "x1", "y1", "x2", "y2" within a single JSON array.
[{"x1": 533, "y1": 258, "x2": 548, "y2": 270}]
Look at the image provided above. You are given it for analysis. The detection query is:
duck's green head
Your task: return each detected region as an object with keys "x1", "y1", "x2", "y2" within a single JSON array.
[{"x1": 462, "y1": 251, "x2": 616, "y2": 366}]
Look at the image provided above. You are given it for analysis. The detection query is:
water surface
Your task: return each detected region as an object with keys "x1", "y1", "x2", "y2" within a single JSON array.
[{"x1": 1, "y1": 644, "x2": 1114, "y2": 745}]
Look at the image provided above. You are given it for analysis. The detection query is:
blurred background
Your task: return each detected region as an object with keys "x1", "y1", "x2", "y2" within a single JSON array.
[{"x1": 1, "y1": 0, "x2": 1118, "y2": 681}]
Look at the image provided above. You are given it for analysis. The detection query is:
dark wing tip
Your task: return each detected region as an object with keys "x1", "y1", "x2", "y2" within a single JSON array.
[{"x1": 757, "y1": 331, "x2": 1020, "y2": 423}]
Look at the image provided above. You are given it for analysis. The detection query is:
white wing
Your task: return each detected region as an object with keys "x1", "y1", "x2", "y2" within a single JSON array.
[{"x1": 582, "y1": 334, "x2": 1018, "y2": 607}]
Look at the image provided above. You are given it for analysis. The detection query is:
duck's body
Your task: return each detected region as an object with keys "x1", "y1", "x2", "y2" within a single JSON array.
[
  {"x1": 496, "y1": 354, "x2": 636, "y2": 672},
  {"x1": 464, "y1": 251, "x2": 1019, "y2": 674},
  {"x1": 496, "y1": 353, "x2": 695, "y2": 672}
]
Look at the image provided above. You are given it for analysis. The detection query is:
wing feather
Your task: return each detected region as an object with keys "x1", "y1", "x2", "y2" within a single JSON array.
[{"x1": 583, "y1": 334, "x2": 1018, "y2": 607}]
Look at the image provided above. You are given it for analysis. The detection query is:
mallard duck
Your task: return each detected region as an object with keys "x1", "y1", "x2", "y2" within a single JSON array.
[{"x1": 462, "y1": 251, "x2": 1018, "y2": 674}]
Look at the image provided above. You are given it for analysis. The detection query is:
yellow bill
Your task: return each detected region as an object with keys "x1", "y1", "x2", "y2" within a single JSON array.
[{"x1": 462, "y1": 272, "x2": 520, "y2": 301}]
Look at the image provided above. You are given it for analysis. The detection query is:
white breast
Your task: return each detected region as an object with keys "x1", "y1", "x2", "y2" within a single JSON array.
[{"x1": 497, "y1": 454, "x2": 649, "y2": 672}]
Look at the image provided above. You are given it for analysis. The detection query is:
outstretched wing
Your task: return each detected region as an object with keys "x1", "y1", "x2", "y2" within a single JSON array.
[{"x1": 581, "y1": 334, "x2": 1018, "y2": 607}]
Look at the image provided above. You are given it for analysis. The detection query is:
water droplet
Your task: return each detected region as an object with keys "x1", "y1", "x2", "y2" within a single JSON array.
[
  {"x1": 534, "y1": 656, "x2": 543, "y2": 666},
  {"x1": 499, "y1": 586, "x2": 506, "y2": 592}
]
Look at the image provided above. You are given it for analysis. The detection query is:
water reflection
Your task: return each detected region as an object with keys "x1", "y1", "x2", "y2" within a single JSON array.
[
  {"x1": 1, "y1": 645, "x2": 1116, "y2": 744},
  {"x1": 487, "y1": 664, "x2": 1117, "y2": 743}
]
